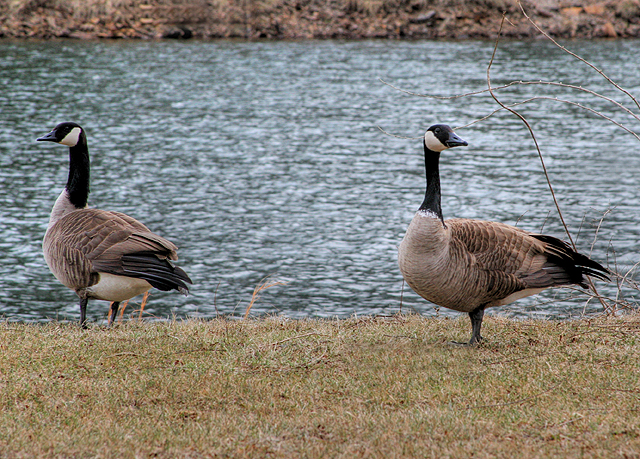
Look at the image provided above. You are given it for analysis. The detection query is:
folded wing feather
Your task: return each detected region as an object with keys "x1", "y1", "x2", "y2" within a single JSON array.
[{"x1": 44, "y1": 208, "x2": 189, "y2": 293}]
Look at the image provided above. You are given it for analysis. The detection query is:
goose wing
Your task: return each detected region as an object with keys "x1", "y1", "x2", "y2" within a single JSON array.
[
  {"x1": 446, "y1": 219, "x2": 608, "y2": 306},
  {"x1": 44, "y1": 208, "x2": 191, "y2": 292},
  {"x1": 449, "y1": 219, "x2": 545, "y2": 270},
  {"x1": 447, "y1": 219, "x2": 539, "y2": 303}
]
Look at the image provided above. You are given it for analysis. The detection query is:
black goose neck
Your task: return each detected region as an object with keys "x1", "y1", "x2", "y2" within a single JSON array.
[
  {"x1": 418, "y1": 145, "x2": 444, "y2": 222},
  {"x1": 66, "y1": 135, "x2": 90, "y2": 209}
]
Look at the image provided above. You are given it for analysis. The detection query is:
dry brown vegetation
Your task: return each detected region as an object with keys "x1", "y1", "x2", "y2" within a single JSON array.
[
  {"x1": 1, "y1": 0, "x2": 639, "y2": 39},
  {"x1": 1, "y1": 315, "x2": 639, "y2": 458}
]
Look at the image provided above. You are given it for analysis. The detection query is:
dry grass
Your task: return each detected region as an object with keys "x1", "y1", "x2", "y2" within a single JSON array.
[
  {"x1": 243, "y1": 277, "x2": 289, "y2": 319},
  {"x1": 1, "y1": 314, "x2": 639, "y2": 458}
]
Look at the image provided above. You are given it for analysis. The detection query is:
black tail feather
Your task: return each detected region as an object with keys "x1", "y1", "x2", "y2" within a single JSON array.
[
  {"x1": 121, "y1": 252, "x2": 192, "y2": 294},
  {"x1": 533, "y1": 234, "x2": 610, "y2": 287}
]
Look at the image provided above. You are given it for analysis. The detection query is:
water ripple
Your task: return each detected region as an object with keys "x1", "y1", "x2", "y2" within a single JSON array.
[{"x1": 1, "y1": 39, "x2": 638, "y2": 322}]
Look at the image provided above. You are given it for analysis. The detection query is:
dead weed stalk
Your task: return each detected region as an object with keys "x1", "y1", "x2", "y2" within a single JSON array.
[{"x1": 243, "y1": 276, "x2": 289, "y2": 319}]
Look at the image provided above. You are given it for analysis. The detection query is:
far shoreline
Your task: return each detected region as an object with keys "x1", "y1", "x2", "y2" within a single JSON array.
[{"x1": 2, "y1": 1, "x2": 639, "y2": 41}]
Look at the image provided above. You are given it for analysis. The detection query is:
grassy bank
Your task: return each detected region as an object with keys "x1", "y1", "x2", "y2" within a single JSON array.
[{"x1": 1, "y1": 315, "x2": 639, "y2": 458}]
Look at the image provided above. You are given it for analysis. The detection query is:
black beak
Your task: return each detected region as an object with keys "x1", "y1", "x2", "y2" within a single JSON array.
[
  {"x1": 37, "y1": 131, "x2": 58, "y2": 142},
  {"x1": 445, "y1": 131, "x2": 468, "y2": 148}
]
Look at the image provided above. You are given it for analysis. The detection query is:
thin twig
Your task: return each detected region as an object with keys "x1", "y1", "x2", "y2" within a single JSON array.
[
  {"x1": 380, "y1": 78, "x2": 640, "y2": 124},
  {"x1": 518, "y1": 1, "x2": 640, "y2": 113},
  {"x1": 377, "y1": 125, "x2": 423, "y2": 140},
  {"x1": 488, "y1": 13, "x2": 573, "y2": 247},
  {"x1": 270, "y1": 332, "x2": 324, "y2": 346},
  {"x1": 457, "y1": 97, "x2": 640, "y2": 141},
  {"x1": 379, "y1": 77, "x2": 517, "y2": 99},
  {"x1": 589, "y1": 208, "x2": 612, "y2": 257}
]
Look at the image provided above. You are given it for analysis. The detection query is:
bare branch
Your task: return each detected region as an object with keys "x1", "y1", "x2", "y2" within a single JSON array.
[
  {"x1": 487, "y1": 14, "x2": 574, "y2": 247},
  {"x1": 517, "y1": 1, "x2": 640, "y2": 113},
  {"x1": 381, "y1": 78, "x2": 640, "y2": 125},
  {"x1": 457, "y1": 97, "x2": 640, "y2": 141},
  {"x1": 381, "y1": 79, "x2": 640, "y2": 140},
  {"x1": 377, "y1": 125, "x2": 423, "y2": 140}
]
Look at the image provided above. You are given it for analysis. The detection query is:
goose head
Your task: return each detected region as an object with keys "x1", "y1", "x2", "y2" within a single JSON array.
[
  {"x1": 424, "y1": 124, "x2": 468, "y2": 153},
  {"x1": 37, "y1": 122, "x2": 85, "y2": 147}
]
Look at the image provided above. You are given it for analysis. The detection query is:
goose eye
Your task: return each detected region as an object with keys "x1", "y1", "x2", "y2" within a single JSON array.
[{"x1": 434, "y1": 128, "x2": 441, "y2": 134}]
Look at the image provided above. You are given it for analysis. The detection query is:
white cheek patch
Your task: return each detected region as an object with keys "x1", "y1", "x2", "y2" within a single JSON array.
[
  {"x1": 59, "y1": 127, "x2": 82, "y2": 146},
  {"x1": 424, "y1": 130, "x2": 447, "y2": 152}
]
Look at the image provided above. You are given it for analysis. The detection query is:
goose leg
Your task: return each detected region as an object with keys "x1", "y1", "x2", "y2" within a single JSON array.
[
  {"x1": 79, "y1": 298, "x2": 88, "y2": 329},
  {"x1": 468, "y1": 306, "x2": 485, "y2": 345},
  {"x1": 108, "y1": 301, "x2": 120, "y2": 327}
]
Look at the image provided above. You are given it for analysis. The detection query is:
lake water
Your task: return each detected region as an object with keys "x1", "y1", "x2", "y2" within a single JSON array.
[{"x1": 1, "y1": 38, "x2": 639, "y2": 324}]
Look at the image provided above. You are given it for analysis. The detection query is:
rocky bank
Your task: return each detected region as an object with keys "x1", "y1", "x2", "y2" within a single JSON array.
[{"x1": 1, "y1": 0, "x2": 640, "y2": 40}]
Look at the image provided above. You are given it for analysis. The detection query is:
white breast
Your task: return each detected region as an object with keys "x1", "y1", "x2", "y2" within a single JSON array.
[{"x1": 86, "y1": 273, "x2": 152, "y2": 302}]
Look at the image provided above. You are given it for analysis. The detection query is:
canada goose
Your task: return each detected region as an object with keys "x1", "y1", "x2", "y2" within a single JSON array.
[
  {"x1": 398, "y1": 124, "x2": 609, "y2": 345},
  {"x1": 37, "y1": 122, "x2": 192, "y2": 327}
]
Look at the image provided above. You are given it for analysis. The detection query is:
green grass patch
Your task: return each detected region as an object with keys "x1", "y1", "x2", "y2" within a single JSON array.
[{"x1": 1, "y1": 315, "x2": 639, "y2": 458}]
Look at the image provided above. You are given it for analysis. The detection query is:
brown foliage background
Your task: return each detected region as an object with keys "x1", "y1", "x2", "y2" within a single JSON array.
[{"x1": 1, "y1": 0, "x2": 639, "y2": 40}]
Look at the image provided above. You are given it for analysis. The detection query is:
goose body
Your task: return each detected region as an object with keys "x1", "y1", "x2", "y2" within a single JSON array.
[
  {"x1": 38, "y1": 122, "x2": 192, "y2": 327},
  {"x1": 398, "y1": 124, "x2": 609, "y2": 344}
]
